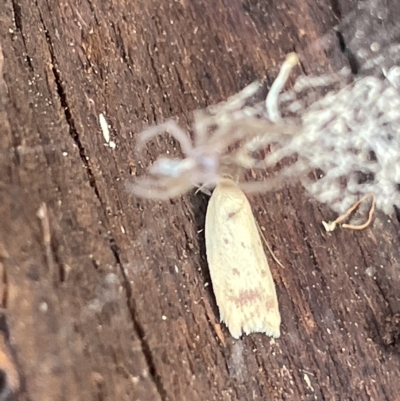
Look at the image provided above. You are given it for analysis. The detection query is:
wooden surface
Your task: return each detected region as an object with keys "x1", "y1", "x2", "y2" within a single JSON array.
[{"x1": 1, "y1": 0, "x2": 400, "y2": 400}]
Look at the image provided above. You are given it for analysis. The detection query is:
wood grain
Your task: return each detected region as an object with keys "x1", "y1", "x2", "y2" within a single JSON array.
[{"x1": 1, "y1": 0, "x2": 400, "y2": 400}]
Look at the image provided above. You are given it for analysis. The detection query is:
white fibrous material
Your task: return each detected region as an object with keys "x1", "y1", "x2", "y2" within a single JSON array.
[{"x1": 277, "y1": 66, "x2": 400, "y2": 215}]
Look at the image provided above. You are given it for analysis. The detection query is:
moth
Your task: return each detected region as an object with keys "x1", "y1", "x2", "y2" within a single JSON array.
[{"x1": 205, "y1": 177, "x2": 280, "y2": 338}]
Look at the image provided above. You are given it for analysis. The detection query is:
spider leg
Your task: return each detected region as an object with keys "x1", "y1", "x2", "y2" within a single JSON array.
[
  {"x1": 213, "y1": 118, "x2": 291, "y2": 149},
  {"x1": 238, "y1": 175, "x2": 287, "y2": 193},
  {"x1": 193, "y1": 111, "x2": 271, "y2": 149},
  {"x1": 126, "y1": 176, "x2": 193, "y2": 200},
  {"x1": 230, "y1": 129, "x2": 296, "y2": 169},
  {"x1": 211, "y1": 118, "x2": 299, "y2": 170},
  {"x1": 193, "y1": 83, "x2": 263, "y2": 148},
  {"x1": 208, "y1": 81, "x2": 262, "y2": 115},
  {"x1": 245, "y1": 139, "x2": 298, "y2": 170},
  {"x1": 266, "y1": 53, "x2": 299, "y2": 123},
  {"x1": 242, "y1": 118, "x2": 297, "y2": 146},
  {"x1": 137, "y1": 120, "x2": 193, "y2": 156},
  {"x1": 237, "y1": 161, "x2": 310, "y2": 193},
  {"x1": 192, "y1": 109, "x2": 214, "y2": 147}
]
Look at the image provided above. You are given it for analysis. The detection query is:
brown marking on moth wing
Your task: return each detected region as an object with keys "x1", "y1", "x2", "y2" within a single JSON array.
[
  {"x1": 229, "y1": 289, "x2": 262, "y2": 307},
  {"x1": 260, "y1": 269, "x2": 269, "y2": 277},
  {"x1": 223, "y1": 238, "x2": 229, "y2": 244},
  {"x1": 232, "y1": 268, "x2": 241, "y2": 276},
  {"x1": 240, "y1": 241, "x2": 246, "y2": 248},
  {"x1": 265, "y1": 295, "x2": 278, "y2": 311},
  {"x1": 227, "y1": 211, "x2": 239, "y2": 218}
]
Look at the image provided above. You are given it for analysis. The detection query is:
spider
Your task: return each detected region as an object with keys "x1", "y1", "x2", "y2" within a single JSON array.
[{"x1": 127, "y1": 53, "x2": 301, "y2": 200}]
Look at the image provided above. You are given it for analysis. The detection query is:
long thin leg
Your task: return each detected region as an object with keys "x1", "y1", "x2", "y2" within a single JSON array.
[
  {"x1": 266, "y1": 53, "x2": 299, "y2": 123},
  {"x1": 247, "y1": 141, "x2": 297, "y2": 170},
  {"x1": 125, "y1": 177, "x2": 192, "y2": 200},
  {"x1": 210, "y1": 117, "x2": 298, "y2": 152},
  {"x1": 238, "y1": 175, "x2": 288, "y2": 193},
  {"x1": 193, "y1": 82, "x2": 263, "y2": 148},
  {"x1": 137, "y1": 120, "x2": 193, "y2": 156},
  {"x1": 237, "y1": 161, "x2": 309, "y2": 193},
  {"x1": 232, "y1": 132, "x2": 295, "y2": 169},
  {"x1": 208, "y1": 81, "x2": 262, "y2": 115},
  {"x1": 192, "y1": 109, "x2": 212, "y2": 147}
]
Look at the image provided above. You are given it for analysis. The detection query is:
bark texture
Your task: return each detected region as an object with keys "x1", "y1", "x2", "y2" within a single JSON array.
[{"x1": 1, "y1": 0, "x2": 400, "y2": 400}]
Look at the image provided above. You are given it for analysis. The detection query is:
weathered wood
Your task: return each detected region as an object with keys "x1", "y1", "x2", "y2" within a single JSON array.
[{"x1": 1, "y1": 0, "x2": 400, "y2": 400}]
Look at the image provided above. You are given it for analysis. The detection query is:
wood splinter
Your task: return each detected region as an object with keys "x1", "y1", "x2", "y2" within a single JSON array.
[
  {"x1": 322, "y1": 193, "x2": 376, "y2": 232},
  {"x1": 36, "y1": 202, "x2": 55, "y2": 273}
]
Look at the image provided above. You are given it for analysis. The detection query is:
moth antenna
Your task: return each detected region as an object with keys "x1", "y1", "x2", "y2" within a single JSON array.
[{"x1": 257, "y1": 223, "x2": 285, "y2": 269}]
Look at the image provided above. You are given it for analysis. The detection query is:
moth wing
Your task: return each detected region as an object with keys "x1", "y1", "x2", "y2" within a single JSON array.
[{"x1": 205, "y1": 180, "x2": 281, "y2": 339}]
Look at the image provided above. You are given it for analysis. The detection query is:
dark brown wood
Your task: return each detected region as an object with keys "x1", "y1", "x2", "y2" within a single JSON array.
[{"x1": 1, "y1": 0, "x2": 400, "y2": 400}]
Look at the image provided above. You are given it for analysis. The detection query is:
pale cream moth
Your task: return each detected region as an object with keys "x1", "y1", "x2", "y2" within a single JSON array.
[{"x1": 205, "y1": 177, "x2": 280, "y2": 339}]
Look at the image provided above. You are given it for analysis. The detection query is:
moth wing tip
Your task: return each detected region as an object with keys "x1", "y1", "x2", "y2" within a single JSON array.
[
  {"x1": 243, "y1": 323, "x2": 281, "y2": 338},
  {"x1": 224, "y1": 315, "x2": 281, "y2": 339},
  {"x1": 266, "y1": 327, "x2": 281, "y2": 338}
]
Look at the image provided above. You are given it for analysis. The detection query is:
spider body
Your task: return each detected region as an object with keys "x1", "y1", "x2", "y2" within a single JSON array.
[{"x1": 149, "y1": 145, "x2": 221, "y2": 192}]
